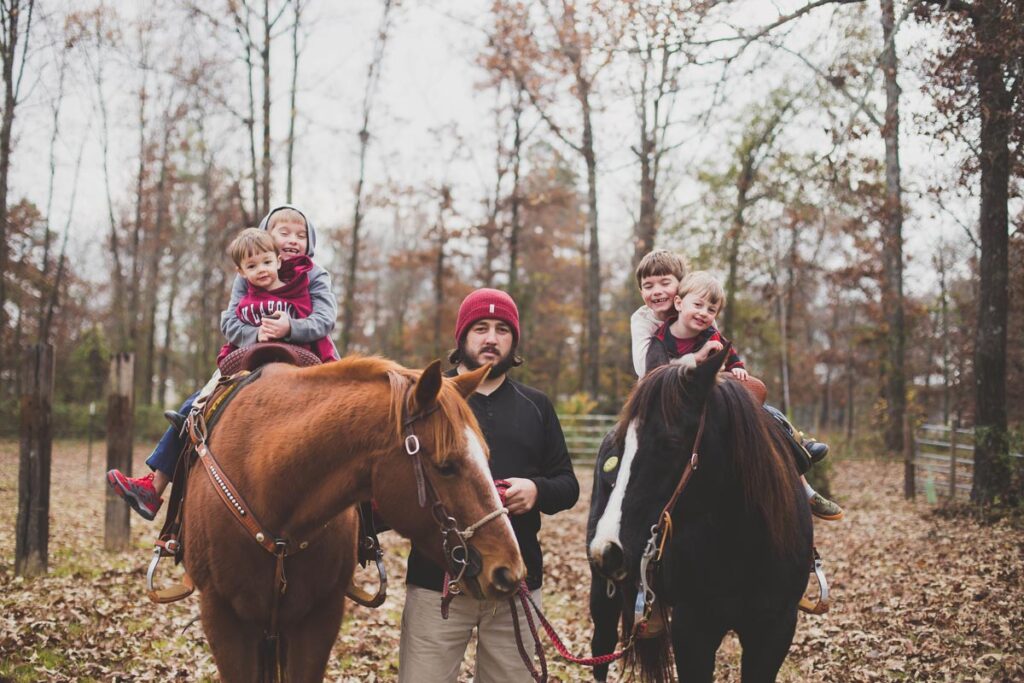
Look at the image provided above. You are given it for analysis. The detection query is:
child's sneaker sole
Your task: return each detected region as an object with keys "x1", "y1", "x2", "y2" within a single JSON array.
[{"x1": 809, "y1": 492, "x2": 844, "y2": 521}]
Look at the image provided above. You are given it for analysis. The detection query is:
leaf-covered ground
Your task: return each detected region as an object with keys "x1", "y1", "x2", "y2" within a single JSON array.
[{"x1": 1, "y1": 441, "x2": 1022, "y2": 681}]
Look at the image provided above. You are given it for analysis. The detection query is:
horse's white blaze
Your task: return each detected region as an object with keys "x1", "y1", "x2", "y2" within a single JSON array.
[
  {"x1": 464, "y1": 427, "x2": 516, "y2": 538},
  {"x1": 589, "y1": 419, "x2": 639, "y2": 560}
]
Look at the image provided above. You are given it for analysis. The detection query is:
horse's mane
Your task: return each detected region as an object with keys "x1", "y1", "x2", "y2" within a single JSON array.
[
  {"x1": 302, "y1": 355, "x2": 482, "y2": 466},
  {"x1": 615, "y1": 362, "x2": 694, "y2": 445},
  {"x1": 617, "y1": 364, "x2": 803, "y2": 559}
]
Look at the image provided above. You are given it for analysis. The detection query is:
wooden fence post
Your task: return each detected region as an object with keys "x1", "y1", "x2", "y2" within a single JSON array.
[
  {"x1": 104, "y1": 353, "x2": 134, "y2": 551},
  {"x1": 949, "y1": 419, "x2": 959, "y2": 499},
  {"x1": 903, "y1": 412, "x2": 915, "y2": 499},
  {"x1": 16, "y1": 344, "x2": 55, "y2": 577}
]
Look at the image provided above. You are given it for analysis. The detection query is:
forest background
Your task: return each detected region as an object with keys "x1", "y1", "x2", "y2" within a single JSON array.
[{"x1": 0, "y1": 0, "x2": 1021, "y2": 502}]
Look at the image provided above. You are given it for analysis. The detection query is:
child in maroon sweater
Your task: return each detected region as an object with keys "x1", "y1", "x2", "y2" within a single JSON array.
[
  {"x1": 646, "y1": 271, "x2": 844, "y2": 521},
  {"x1": 107, "y1": 224, "x2": 337, "y2": 521},
  {"x1": 216, "y1": 228, "x2": 338, "y2": 366}
]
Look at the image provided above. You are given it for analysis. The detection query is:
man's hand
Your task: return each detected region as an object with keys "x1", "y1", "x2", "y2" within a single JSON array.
[
  {"x1": 693, "y1": 340, "x2": 723, "y2": 364},
  {"x1": 730, "y1": 367, "x2": 749, "y2": 381},
  {"x1": 260, "y1": 311, "x2": 292, "y2": 341},
  {"x1": 502, "y1": 477, "x2": 538, "y2": 515}
]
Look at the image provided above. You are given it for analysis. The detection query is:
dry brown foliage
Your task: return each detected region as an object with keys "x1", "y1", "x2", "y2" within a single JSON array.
[{"x1": 1, "y1": 442, "x2": 1022, "y2": 681}]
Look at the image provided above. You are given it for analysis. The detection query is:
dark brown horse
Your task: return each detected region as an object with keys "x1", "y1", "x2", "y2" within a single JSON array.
[
  {"x1": 183, "y1": 356, "x2": 525, "y2": 681},
  {"x1": 589, "y1": 347, "x2": 812, "y2": 682}
]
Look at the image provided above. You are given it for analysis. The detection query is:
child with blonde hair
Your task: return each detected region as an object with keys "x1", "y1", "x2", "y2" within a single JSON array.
[{"x1": 107, "y1": 206, "x2": 338, "y2": 520}]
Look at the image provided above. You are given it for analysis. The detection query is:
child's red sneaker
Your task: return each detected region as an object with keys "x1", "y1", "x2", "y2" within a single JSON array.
[{"x1": 106, "y1": 470, "x2": 163, "y2": 521}]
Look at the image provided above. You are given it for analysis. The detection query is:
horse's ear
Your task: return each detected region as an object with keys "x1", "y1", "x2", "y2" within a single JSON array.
[
  {"x1": 690, "y1": 342, "x2": 731, "y2": 393},
  {"x1": 414, "y1": 360, "x2": 444, "y2": 409},
  {"x1": 450, "y1": 363, "x2": 491, "y2": 399}
]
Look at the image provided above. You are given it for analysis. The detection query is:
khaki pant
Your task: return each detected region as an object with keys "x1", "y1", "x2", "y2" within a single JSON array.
[{"x1": 398, "y1": 584, "x2": 543, "y2": 683}]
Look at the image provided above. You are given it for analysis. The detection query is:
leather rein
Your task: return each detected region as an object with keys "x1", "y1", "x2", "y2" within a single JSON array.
[
  {"x1": 153, "y1": 378, "x2": 510, "y2": 681},
  {"x1": 634, "y1": 406, "x2": 708, "y2": 632}
]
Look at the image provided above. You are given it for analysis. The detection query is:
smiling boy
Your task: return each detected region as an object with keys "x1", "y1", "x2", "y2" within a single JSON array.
[
  {"x1": 630, "y1": 249, "x2": 689, "y2": 377},
  {"x1": 645, "y1": 270, "x2": 844, "y2": 520},
  {"x1": 215, "y1": 227, "x2": 338, "y2": 365},
  {"x1": 107, "y1": 204, "x2": 338, "y2": 521}
]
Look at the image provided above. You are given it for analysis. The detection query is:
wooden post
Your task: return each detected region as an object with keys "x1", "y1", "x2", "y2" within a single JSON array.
[
  {"x1": 16, "y1": 344, "x2": 55, "y2": 577},
  {"x1": 949, "y1": 419, "x2": 959, "y2": 499},
  {"x1": 903, "y1": 412, "x2": 915, "y2": 499},
  {"x1": 104, "y1": 353, "x2": 134, "y2": 551}
]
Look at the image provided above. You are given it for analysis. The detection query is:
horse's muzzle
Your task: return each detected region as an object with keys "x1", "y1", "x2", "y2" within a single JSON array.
[
  {"x1": 590, "y1": 540, "x2": 627, "y2": 581},
  {"x1": 491, "y1": 565, "x2": 520, "y2": 597}
]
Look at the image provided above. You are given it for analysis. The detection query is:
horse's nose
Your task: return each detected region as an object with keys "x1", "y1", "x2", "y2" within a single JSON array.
[
  {"x1": 590, "y1": 540, "x2": 627, "y2": 581},
  {"x1": 491, "y1": 566, "x2": 520, "y2": 597}
]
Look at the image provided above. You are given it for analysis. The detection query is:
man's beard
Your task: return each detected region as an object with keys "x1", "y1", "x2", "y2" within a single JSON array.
[{"x1": 462, "y1": 343, "x2": 515, "y2": 377}]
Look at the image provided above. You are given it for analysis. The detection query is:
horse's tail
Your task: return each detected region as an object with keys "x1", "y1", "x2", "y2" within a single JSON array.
[{"x1": 624, "y1": 603, "x2": 675, "y2": 683}]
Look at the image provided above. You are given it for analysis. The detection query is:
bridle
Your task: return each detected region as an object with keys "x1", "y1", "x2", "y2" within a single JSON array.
[
  {"x1": 633, "y1": 405, "x2": 709, "y2": 629},
  {"x1": 399, "y1": 384, "x2": 510, "y2": 598}
]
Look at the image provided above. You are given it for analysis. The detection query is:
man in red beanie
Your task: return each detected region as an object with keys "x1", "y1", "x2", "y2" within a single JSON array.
[{"x1": 399, "y1": 288, "x2": 580, "y2": 682}]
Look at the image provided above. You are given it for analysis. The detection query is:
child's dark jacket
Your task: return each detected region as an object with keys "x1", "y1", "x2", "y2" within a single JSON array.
[{"x1": 645, "y1": 320, "x2": 744, "y2": 376}]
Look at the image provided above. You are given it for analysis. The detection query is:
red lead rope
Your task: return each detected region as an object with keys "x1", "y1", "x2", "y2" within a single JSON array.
[
  {"x1": 511, "y1": 582, "x2": 634, "y2": 672},
  {"x1": 444, "y1": 479, "x2": 634, "y2": 681}
]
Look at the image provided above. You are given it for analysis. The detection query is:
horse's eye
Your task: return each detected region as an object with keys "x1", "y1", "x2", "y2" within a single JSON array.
[{"x1": 436, "y1": 461, "x2": 458, "y2": 477}]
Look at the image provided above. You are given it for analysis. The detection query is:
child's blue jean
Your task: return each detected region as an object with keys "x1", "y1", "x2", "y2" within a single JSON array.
[{"x1": 146, "y1": 390, "x2": 200, "y2": 478}]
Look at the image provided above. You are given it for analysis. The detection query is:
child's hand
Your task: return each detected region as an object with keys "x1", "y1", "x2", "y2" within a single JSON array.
[
  {"x1": 694, "y1": 340, "x2": 723, "y2": 364},
  {"x1": 730, "y1": 367, "x2": 749, "y2": 381},
  {"x1": 260, "y1": 311, "x2": 292, "y2": 340}
]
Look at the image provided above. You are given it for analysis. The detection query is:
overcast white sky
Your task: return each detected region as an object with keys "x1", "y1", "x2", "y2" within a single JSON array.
[{"x1": 11, "y1": 0, "x2": 983, "y2": 297}]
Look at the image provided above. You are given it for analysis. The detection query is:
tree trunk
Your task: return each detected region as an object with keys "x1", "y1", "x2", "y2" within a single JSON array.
[
  {"x1": 37, "y1": 56, "x2": 64, "y2": 338},
  {"x1": 158, "y1": 245, "x2": 180, "y2": 407},
  {"x1": 723, "y1": 155, "x2": 753, "y2": 335},
  {"x1": 129, "y1": 72, "x2": 148, "y2": 353},
  {"x1": 342, "y1": 128, "x2": 368, "y2": 354},
  {"x1": 140, "y1": 132, "x2": 171, "y2": 405},
  {"x1": 16, "y1": 344, "x2": 53, "y2": 577},
  {"x1": 969, "y1": 1, "x2": 1011, "y2": 504},
  {"x1": 880, "y1": 0, "x2": 906, "y2": 454},
  {"x1": 1, "y1": 0, "x2": 35, "y2": 381},
  {"x1": 634, "y1": 39, "x2": 656, "y2": 270},
  {"x1": 104, "y1": 353, "x2": 134, "y2": 551},
  {"x1": 433, "y1": 221, "x2": 446, "y2": 358},
  {"x1": 938, "y1": 251, "x2": 950, "y2": 425},
  {"x1": 260, "y1": 0, "x2": 271, "y2": 218},
  {"x1": 509, "y1": 91, "x2": 523, "y2": 296},
  {"x1": 0, "y1": 1, "x2": 20, "y2": 383},
  {"x1": 580, "y1": 79, "x2": 601, "y2": 398},
  {"x1": 341, "y1": 0, "x2": 393, "y2": 354},
  {"x1": 286, "y1": 0, "x2": 301, "y2": 203}
]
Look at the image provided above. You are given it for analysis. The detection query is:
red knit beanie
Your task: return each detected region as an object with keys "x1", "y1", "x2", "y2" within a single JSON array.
[{"x1": 454, "y1": 288, "x2": 521, "y2": 344}]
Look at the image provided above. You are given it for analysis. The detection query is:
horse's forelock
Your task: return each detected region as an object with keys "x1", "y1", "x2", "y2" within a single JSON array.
[
  {"x1": 430, "y1": 384, "x2": 485, "y2": 466},
  {"x1": 382, "y1": 368, "x2": 479, "y2": 466},
  {"x1": 617, "y1": 364, "x2": 697, "y2": 449}
]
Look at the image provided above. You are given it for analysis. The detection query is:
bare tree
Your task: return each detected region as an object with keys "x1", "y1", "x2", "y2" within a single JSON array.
[
  {"x1": 879, "y1": 0, "x2": 906, "y2": 453},
  {"x1": 917, "y1": 0, "x2": 1022, "y2": 503},
  {"x1": 0, "y1": 0, "x2": 35, "y2": 380},
  {"x1": 341, "y1": 0, "x2": 394, "y2": 354},
  {"x1": 36, "y1": 34, "x2": 66, "y2": 337},
  {"x1": 491, "y1": 0, "x2": 628, "y2": 398},
  {"x1": 285, "y1": 0, "x2": 303, "y2": 202},
  {"x1": 627, "y1": 0, "x2": 708, "y2": 268}
]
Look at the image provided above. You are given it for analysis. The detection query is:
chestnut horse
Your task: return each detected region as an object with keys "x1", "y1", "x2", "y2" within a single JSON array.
[
  {"x1": 589, "y1": 347, "x2": 812, "y2": 682},
  {"x1": 182, "y1": 356, "x2": 525, "y2": 682}
]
